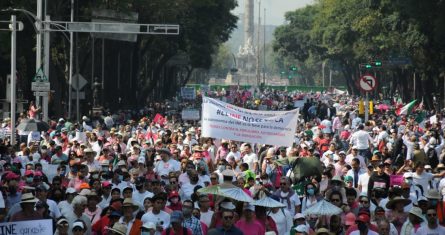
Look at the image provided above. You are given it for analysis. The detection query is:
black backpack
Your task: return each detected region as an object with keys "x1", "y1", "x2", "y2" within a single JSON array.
[{"x1": 427, "y1": 147, "x2": 439, "y2": 169}]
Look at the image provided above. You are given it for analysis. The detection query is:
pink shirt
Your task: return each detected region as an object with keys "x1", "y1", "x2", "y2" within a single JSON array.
[{"x1": 235, "y1": 219, "x2": 265, "y2": 235}]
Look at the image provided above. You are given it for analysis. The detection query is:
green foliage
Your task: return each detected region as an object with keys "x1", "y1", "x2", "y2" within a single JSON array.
[{"x1": 272, "y1": 0, "x2": 445, "y2": 102}]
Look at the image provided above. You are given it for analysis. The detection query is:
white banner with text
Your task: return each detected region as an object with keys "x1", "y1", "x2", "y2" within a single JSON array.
[{"x1": 201, "y1": 96, "x2": 299, "y2": 146}]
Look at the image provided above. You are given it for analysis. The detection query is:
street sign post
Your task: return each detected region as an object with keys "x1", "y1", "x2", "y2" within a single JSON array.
[
  {"x1": 359, "y1": 74, "x2": 377, "y2": 92},
  {"x1": 359, "y1": 74, "x2": 377, "y2": 122},
  {"x1": 72, "y1": 73, "x2": 87, "y2": 90},
  {"x1": 31, "y1": 82, "x2": 50, "y2": 91}
]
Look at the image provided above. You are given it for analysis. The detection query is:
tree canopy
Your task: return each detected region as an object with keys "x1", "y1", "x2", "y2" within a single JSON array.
[
  {"x1": 0, "y1": 0, "x2": 237, "y2": 117},
  {"x1": 273, "y1": 0, "x2": 445, "y2": 107}
]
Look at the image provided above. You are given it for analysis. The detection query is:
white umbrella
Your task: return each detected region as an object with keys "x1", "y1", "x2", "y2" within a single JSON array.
[
  {"x1": 253, "y1": 196, "x2": 285, "y2": 208},
  {"x1": 303, "y1": 199, "x2": 342, "y2": 216},
  {"x1": 219, "y1": 187, "x2": 253, "y2": 203},
  {"x1": 197, "y1": 183, "x2": 253, "y2": 203}
]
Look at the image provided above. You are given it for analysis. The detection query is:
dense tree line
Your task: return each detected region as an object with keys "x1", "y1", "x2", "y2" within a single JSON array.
[
  {"x1": 0, "y1": 0, "x2": 237, "y2": 116},
  {"x1": 273, "y1": 0, "x2": 445, "y2": 107}
]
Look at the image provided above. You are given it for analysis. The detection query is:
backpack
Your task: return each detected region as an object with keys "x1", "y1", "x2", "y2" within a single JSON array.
[{"x1": 427, "y1": 147, "x2": 439, "y2": 169}]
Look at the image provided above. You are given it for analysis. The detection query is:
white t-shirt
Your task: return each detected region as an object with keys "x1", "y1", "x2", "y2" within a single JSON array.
[
  {"x1": 132, "y1": 190, "x2": 154, "y2": 209},
  {"x1": 243, "y1": 152, "x2": 258, "y2": 171},
  {"x1": 358, "y1": 173, "x2": 371, "y2": 194},
  {"x1": 141, "y1": 210, "x2": 170, "y2": 235},
  {"x1": 415, "y1": 224, "x2": 445, "y2": 235},
  {"x1": 412, "y1": 171, "x2": 434, "y2": 194},
  {"x1": 180, "y1": 181, "x2": 205, "y2": 201},
  {"x1": 46, "y1": 199, "x2": 62, "y2": 219},
  {"x1": 350, "y1": 130, "x2": 372, "y2": 149},
  {"x1": 200, "y1": 210, "x2": 214, "y2": 227},
  {"x1": 226, "y1": 151, "x2": 241, "y2": 162},
  {"x1": 278, "y1": 192, "x2": 301, "y2": 216},
  {"x1": 269, "y1": 208, "x2": 293, "y2": 235},
  {"x1": 154, "y1": 159, "x2": 180, "y2": 179}
]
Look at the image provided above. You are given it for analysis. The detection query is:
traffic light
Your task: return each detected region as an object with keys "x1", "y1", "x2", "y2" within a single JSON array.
[
  {"x1": 288, "y1": 75, "x2": 293, "y2": 79},
  {"x1": 374, "y1": 60, "x2": 382, "y2": 66},
  {"x1": 289, "y1": 66, "x2": 297, "y2": 71},
  {"x1": 365, "y1": 64, "x2": 372, "y2": 69}
]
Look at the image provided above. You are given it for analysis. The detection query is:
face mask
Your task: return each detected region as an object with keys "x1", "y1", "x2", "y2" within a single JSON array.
[
  {"x1": 26, "y1": 177, "x2": 33, "y2": 183},
  {"x1": 182, "y1": 208, "x2": 192, "y2": 216},
  {"x1": 307, "y1": 188, "x2": 315, "y2": 196},
  {"x1": 358, "y1": 222, "x2": 367, "y2": 231},
  {"x1": 170, "y1": 198, "x2": 179, "y2": 204},
  {"x1": 118, "y1": 175, "x2": 123, "y2": 181}
]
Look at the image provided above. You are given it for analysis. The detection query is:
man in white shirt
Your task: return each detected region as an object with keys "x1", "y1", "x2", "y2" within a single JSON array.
[
  {"x1": 154, "y1": 148, "x2": 181, "y2": 184},
  {"x1": 226, "y1": 144, "x2": 241, "y2": 163},
  {"x1": 345, "y1": 146, "x2": 367, "y2": 169},
  {"x1": 179, "y1": 170, "x2": 204, "y2": 201},
  {"x1": 349, "y1": 124, "x2": 373, "y2": 160},
  {"x1": 36, "y1": 185, "x2": 61, "y2": 219},
  {"x1": 415, "y1": 208, "x2": 445, "y2": 235},
  {"x1": 242, "y1": 144, "x2": 258, "y2": 173},
  {"x1": 273, "y1": 177, "x2": 301, "y2": 215},
  {"x1": 183, "y1": 131, "x2": 198, "y2": 149},
  {"x1": 141, "y1": 195, "x2": 170, "y2": 235},
  {"x1": 198, "y1": 195, "x2": 213, "y2": 227},
  {"x1": 132, "y1": 177, "x2": 154, "y2": 209}
]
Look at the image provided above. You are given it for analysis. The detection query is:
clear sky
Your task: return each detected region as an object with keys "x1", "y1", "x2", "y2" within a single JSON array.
[{"x1": 233, "y1": 0, "x2": 315, "y2": 25}]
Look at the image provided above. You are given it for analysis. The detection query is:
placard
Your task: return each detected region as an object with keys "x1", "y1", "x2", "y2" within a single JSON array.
[
  {"x1": 181, "y1": 109, "x2": 200, "y2": 120},
  {"x1": 181, "y1": 87, "x2": 196, "y2": 100},
  {"x1": 0, "y1": 219, "x2": 53, "y2": 235}
]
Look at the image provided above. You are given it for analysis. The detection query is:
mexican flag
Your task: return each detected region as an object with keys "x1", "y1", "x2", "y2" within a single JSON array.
[{"x1": 396, "y1": 100, "x2": 417, "y2": 116}]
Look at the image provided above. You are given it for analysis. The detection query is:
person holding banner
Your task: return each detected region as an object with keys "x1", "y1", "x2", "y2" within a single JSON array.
[{"x1": 9, "y1": 193, "x2": 42, "y2": 221}]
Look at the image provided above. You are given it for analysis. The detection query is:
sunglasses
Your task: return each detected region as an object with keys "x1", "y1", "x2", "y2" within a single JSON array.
[
  {"x1": 427, "y1": 213, "x2": 437, "y2": 217},
  {"x1": 223, "y1": 216, "x2": 233, "y2": 220},
  {"x1": 210, "y1": 177, "x2": 217, "y2": 180},
  {"x1": 360, "y1": 200, "x2": 369, "y2": 203},
  {"x1": 331, "y1": 199, "x2": 341, "y2": 202}
]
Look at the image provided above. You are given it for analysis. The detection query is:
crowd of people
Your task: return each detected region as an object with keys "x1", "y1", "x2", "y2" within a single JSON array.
[{"x1": 0, "y1": 88, "x2": 445, "y2": 235}]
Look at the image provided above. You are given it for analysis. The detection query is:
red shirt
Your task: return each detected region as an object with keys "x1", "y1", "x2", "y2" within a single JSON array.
[{"x1": 161, "y1": 227, "x2": 192, "y2": 235}]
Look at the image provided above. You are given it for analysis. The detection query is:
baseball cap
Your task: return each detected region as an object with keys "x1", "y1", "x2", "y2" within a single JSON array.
[
  {"x1": 356, "y1": 214, "x2": 370, "y2": 223},
  {"x1": 66, "y1": 187, "x2": 77, "y2": 194},
  {"x1": 293, "y1": 213, "x2": 305, "y2": 220},
  {"x1": 72, "y1": 221, "x2": 84, "y2": 229}
]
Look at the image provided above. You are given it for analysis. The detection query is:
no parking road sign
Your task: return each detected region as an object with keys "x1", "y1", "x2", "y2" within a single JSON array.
[{"x1": 359, "y1": 75, "x2": 377, "y2": 92}]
